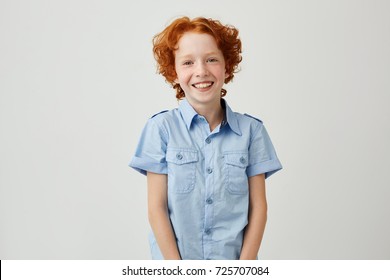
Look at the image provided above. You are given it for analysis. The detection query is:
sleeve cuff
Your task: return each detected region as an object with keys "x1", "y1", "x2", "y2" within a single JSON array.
[
  {"x1": 246, "y1": 158, "x2": 283, "y2": 179},
  {"x1": 128, "y1": 156, "x2": 168, "y2": 176}
]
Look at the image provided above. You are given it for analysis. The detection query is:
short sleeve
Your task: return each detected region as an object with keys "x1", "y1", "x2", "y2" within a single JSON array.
[
  {"x1": 246, "y1": 123, "x2": 282, "y2": 179},
  {"x1": 128, "y1": 118, "x2": 168, "y2": 176}
]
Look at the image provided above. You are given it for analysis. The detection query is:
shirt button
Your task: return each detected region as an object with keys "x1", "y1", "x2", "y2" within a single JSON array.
[
  {"x1": 205, "y1": 228, "x2": 211, "y2": 235},
  {"x1": 205, "y1": 138, "x2": 211, "y2": 144},
  {"x1": 240, "y1": 156, "x2": 246, "y2": 164},
  {"x1": 206, "y1": 198, "x2": 213, "y2": 204},
  {"x1": 206, "y1": 167, "x2": 213, "y2": 174},
  {"x1": 176, "y1": 153, "x2": 183, "y2": 160}
]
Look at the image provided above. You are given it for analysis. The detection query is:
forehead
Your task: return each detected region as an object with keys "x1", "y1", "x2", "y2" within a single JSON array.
[{"x1": 175, "y1": 32, "x2": 221, "y2": 56}]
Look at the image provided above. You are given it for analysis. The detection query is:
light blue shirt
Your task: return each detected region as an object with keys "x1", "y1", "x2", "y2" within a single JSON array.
[{"x1": 129, "y1": 99, "x2": 282, "y2": 260}]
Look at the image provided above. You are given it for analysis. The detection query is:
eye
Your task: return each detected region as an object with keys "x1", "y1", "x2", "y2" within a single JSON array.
[
  {"x1": 182, "y1": 60, "x2": 193, "y2": 66},
  {"x1": 207, "y1": 58, "x2": 218, "y2": 63}
]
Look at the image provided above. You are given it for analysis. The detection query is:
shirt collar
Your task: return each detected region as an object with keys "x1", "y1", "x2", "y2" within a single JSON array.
[
  {"x1": 179, "y1": 99, "x2": 198, "y2": 129},
  {"x1": 179, "y1": 99, "x2": 242, "y2": 136},
  {"x1": 223, "y1": 99, "x2": 242, "y2": 136}
]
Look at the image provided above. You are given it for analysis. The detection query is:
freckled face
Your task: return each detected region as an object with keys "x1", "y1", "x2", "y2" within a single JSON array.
[{"x1": 174, "y1": 32, "x2": 228, "y2": 108}]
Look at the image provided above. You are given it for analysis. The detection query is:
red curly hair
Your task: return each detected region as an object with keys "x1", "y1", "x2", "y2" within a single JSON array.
[{"x1": 153, "y1": 17, "x2": 242, "y2": 100}]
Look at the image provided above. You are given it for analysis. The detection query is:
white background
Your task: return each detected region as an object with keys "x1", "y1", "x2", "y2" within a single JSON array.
[{"x1": 0, "y1": 0, "x2": 389, "y2": 259}]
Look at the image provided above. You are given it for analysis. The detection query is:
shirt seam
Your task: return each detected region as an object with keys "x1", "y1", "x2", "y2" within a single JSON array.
[
  {"x1": 150, "y1": 115, "x2": 169, "y2": 143},
  {"x1": 250, "y1": 120, "x2": 263, "y2": 145}
]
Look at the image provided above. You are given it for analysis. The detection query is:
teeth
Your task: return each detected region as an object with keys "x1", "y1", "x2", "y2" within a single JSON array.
[{"x1": 194, "y1": 82, "x2": 212, "y2": 89}]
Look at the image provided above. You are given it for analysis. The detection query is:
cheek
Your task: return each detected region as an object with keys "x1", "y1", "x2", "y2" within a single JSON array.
[
  {"x1": 212, "y1": 65, "x2": 227, "y2": 79},
  {"x1": 176, "y1": 70, "x2": 191, "y2": 84},
  {"x1": 218, "y1": 68, "x2": 228, "y2": 80}
]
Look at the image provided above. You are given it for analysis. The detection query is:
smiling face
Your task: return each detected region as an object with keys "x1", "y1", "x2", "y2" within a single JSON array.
[{"x1": 174, "y1": 32, "x2": 228, "y2": 109}]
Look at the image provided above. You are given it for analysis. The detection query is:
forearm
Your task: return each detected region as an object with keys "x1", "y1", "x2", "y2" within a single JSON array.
[
  {"x1": 148, "y1": 206, "x2": 181, "y2": 260},
  {"x1": 239, "y1": 203, "x2": 267, "y2": 259},
  {"x1": 147, "y1": 172, "x2": 181, "y2": 260},
  {"x1": 239, "y1": 174, "x2": 267, "y2": 260}
]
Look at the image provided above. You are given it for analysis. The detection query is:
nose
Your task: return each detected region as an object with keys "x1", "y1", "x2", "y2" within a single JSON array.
[{"x1": 195, "y1": 62, "x2": 209, "y2": 77}]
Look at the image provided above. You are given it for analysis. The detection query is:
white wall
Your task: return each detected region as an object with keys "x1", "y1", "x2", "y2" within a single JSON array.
[{"x1": 1, "y1": 0, "x2": 389, "y2": 259}]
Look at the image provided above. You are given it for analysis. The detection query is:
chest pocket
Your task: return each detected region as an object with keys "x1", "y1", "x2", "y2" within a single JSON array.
[
  {"x1": 166, "y1": 148, "x2": 198, "y2": 193},
  {"x1": 223, "y1": 152, "x2": 249, "y2": 195}
]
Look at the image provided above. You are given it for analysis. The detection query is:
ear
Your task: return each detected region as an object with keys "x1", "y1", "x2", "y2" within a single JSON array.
[
  {"x1": 173, "y1": 70, "x2": 179, "y2": 83},
  {"x1": 225, "y1": 72, "x2": 229, "y2": 79}
]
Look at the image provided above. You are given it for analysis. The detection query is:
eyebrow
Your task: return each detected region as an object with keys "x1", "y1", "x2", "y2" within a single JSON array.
[{"x1": 176, "y1": 52, "x2": 221, "y2": 60}]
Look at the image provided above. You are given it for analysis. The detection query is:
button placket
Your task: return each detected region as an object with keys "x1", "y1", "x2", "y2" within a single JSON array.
[
  {"x1": 203, "y1": 130, "x2": 214, "y2": 251},
  {"x1": 197, "y1": 118, "x2": 217, "y2": 259}
]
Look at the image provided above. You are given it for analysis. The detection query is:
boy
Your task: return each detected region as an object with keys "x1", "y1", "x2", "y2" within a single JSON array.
[{"x1": 129, "y1": 16, "x2": 282, "y2": 260}]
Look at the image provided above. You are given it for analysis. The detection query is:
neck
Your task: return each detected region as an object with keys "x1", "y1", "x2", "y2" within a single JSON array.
[{"x1": 190, "y1": 99, "x2": 224, "y2": 131}]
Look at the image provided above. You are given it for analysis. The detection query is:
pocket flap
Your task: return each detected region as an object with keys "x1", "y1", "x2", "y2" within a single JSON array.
[
  {"x1": 224, "y1": 152, "x2": 249, "y2": 168},
  {"x1": 166, "y1": 149, "x2": 198, "y2": 165}
]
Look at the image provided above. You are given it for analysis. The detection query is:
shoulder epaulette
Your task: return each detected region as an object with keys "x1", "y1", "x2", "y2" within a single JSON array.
[
  {"x1": 151, "y1": 110, "x2": 169, "y2": 119},
  {"x1": 244, "y1": 113, "x2": 263, "y2": 123}
]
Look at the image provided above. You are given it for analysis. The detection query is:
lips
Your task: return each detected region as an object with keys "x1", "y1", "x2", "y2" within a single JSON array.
[{"x1": 192, "y1": 82, "x2": 214, "y2": 89}]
